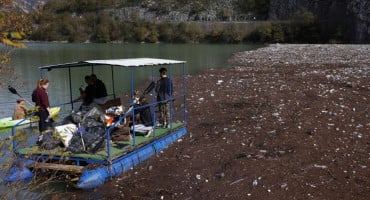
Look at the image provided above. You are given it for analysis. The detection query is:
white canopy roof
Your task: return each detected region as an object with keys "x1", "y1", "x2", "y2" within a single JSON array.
[
  {"x1": 39, "y1": 58, "x2": 186, "y2": 70},
  {"x1": 86, "y1": 58, "x2": 185, "y2": 66}
]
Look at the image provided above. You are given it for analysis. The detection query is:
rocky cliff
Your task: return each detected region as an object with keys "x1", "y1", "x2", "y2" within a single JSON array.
[
  {"x1": 268, "y1": 0, "x2": 369, "y2": 43},
  {"x1": 14, "y1": 0, "x2": 45, "y2": 13},
  {"x1": 108, "y1": 0, "x2": 250, "y2": 22},
  {"x1": 346, "y1": 0, "x2": 370, "y2": 43}
]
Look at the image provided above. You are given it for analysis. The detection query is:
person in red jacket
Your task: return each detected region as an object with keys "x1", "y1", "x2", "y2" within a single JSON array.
[{"x1": 32, "y1": 79, "x2": 51, "y2": 135}]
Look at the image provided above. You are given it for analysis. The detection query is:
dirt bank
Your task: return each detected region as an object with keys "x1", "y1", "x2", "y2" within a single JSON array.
[{"x1": 62, "y1": 44, "x2": 370, "y2": 200}]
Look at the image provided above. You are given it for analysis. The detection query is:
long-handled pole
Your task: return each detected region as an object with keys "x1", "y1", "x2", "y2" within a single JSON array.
[{"x1": 8, "y1": 86, "x2": 34, "y2": 107}]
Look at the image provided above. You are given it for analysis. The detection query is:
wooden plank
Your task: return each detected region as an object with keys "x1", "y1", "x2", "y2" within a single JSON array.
[{"x1": 28, "y1": 162, "x2": 84, "y2": 173}]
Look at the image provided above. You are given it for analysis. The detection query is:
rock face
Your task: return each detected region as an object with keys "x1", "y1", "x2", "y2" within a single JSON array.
[
  {"x1": 347, "y1": 0, "x2": 370, "y2": 43},
  {"x1": 108, "y1": 0, "x2": 244, "y2": 22},
  {"x1": 268, "y1": 0, "x2": 370, "y2": 43}
]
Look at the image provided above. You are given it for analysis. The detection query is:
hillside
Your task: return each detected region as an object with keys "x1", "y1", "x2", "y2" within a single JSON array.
[
  {"x1": 36, "y1": 0, "x2": 269, "y2": 21},
  {"x1": 17, "y1": 0, "x2": 369, "y2": 43}
]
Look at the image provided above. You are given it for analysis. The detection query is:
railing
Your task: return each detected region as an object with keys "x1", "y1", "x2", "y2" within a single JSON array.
[{"x1": 104, "y1": 93, "x2": 186, "y2": 162}]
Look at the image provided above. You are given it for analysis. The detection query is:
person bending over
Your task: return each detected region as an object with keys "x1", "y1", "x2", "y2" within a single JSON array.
[
  {"x1": 131, "y1": 96, "x2": 153, "y2": 137},
  {"x1": 73, "y1": 75, "x2": 96, "y2": 110}
]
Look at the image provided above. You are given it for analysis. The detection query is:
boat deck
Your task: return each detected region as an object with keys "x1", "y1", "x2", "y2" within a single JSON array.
[{"x1": 17, "y1": 123, "x2": 183, "y2": 163}]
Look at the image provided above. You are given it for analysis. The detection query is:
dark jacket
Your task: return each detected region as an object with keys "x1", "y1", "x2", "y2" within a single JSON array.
[
  {"x1": 32, "y1": 87, "x2": 50, "y2": 110},
  {"x1": 134, "y1": 104, "x2": 153, "y2": 127},
  {"x1": 156, "y1": 77, "x2": 173, "y2": 102},
  {"x1": 94, "y1": 79, "x2": 108, "y2": 98},
  {"x1": 83, "y1": 85, "x2": 95, "y2": 105}
]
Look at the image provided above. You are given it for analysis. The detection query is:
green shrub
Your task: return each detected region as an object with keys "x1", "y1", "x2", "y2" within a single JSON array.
[
  {"x1": 271, "y1": 23, "x2": 285, "y2": 43},
  {"x1": 175, "y1": 22, "x2": 203, "y2": 43},
  {"x1": 188, "y1": 23, "x2": 203, "y2": 42},
  {"x1": 134, "y1": 25, "x2": 149, "y2": 42},
  {"x1": 222, "y1": 24, "x2": 243, "y2": 43},
  {"x1": 247, "y1": 22, "x2": 272, "y2": 43},
  {"x1": 118, "y1": 21, "x2": 135, "y2": 42},
  {"x1": 95, "y1": 25, "x2": 110, "y2": 43},
  {"x1": 206, "y1": 23, "x2": 223, "y2": 43},
  {"x1": 158, "y1": 22, "x2": 175, "y2": 42},
  {"x1": 146, "y1": 30, "x2": 159, "y2": 43}
]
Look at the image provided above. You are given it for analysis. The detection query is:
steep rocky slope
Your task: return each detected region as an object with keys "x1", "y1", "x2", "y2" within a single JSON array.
[{"x1": 269, "y1": 0, "x2": 369, "y2": 43}]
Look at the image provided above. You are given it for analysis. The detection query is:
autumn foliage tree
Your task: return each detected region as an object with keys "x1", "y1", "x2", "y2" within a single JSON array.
[
  {"x1": 0, "y1": 0, "x2": 31, "y2": 67},
  {"x1": 0, "y1": 0, "x2": 33, "y2": 96},
  {"x1": 0, "y1": 2, "x2": 41, "y2": 198}
]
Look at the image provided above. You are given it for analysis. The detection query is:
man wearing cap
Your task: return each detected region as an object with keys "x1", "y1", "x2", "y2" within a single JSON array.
[
  {"x1": 12, "y1": 98, "x2": 28, "y2": 120},
  {"x1": 155, "y1": 67, "x2": 173, "y2": 128}
]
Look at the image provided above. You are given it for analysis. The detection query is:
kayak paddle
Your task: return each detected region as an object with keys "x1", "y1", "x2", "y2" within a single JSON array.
[{"x1": 8, "y1": 85, "x2": 34, "y2": 106}]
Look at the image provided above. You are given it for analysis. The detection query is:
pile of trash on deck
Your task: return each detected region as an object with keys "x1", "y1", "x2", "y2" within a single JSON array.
[{"x1": 38, "y1": 105, "x2": 128, "y2": 154}]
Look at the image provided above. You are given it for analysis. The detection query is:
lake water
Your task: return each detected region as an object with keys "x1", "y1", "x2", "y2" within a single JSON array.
[{"x1": 0, "y1": 42, "x2": 261, "y2": 118}]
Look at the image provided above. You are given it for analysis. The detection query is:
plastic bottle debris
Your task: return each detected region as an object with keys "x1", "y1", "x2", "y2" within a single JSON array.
[{"x1": 252, "y1": 179, "x2": 258, "y2": 186}]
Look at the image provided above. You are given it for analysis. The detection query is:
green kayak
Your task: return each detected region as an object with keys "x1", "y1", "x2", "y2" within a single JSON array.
[{"x1": 0, "y1": 107, "x2": 61, "y2": 129}]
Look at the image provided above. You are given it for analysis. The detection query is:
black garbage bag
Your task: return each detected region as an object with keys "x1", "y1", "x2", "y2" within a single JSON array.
[
  {"x1": 82, "y1": 117, "x2": 105, "y2": 128},
  {"x1": 67, "y1": 125, "x2": 106, "y2": 154},
  {"x1": 39, "y1": 132, "x2": 62, "y2": 150},
  {"x1": 81, "y1": 107, "x2": 105, "y2": 128},
  {"x1": 84, "y1": 126, "x2": 106, "y2": 153},
  {"x1": 71, "y1": 111, "x2": 84, "y2": 124},
  {"x1": 65, "y1": 107, "x2": 107, "y2": 154},
  {"x1": 67, "y1": 133, "x2": 85, "y2": 154}
]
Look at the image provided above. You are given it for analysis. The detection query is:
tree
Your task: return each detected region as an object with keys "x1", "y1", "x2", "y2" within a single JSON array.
[
  {"x1": 93, "y1": 11, "x2": 114, "y2": 42},
  {"x1": 290, "y1": 11, "x2": 321, "y2": 43},
  {"x1": 0, "y1": 1, "x2": 29, "y2": 48},
  {"x1": 222, "y1": 24, "x2": 243, "y2": 43},
  {"x1": 175, "y1": 22, "x2": 203, "y2": 43},
  {"x1": 158, "y1": 22, "x2": 175, "y2": 42},
  {"x1": 0, "y1": 0, "x2": 30, "y2": 74},
  {"x1": 0, "y1": 1, "x2": 53, "y2": 199},
  {"x1": 207, "y1": 23, "x2": 223, "y2": 43},
  {"x1": 272, "y1": 23, "x2": 285, "y2": 43},
  {"x1": 247, "y1": 22, "x2": 272, "y2": 43}
]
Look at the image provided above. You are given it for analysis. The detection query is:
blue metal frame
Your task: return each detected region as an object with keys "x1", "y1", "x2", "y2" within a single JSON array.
[{"x1": 182, "y1": 63, "x2": 187, "y2": 124}]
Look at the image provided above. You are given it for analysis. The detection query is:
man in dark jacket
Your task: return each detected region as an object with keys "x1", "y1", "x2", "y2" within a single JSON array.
[
  {"x1": 91, "y1": 74, "x2": 108, "y2": 105},
  {"x1": 73, "y1": 75, "x2": 95, "y2": 110},
  {"x1": 155, "y1": 67, "x2": 173, "y2": 128}
]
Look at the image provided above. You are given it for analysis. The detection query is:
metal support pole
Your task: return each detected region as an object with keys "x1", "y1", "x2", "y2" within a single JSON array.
[
  {"x1": 111, "y1": 65, "x2": 116, "y2": 99},
  {"x1": 151, "y1": 66, "x2": 156, "y2": 136},
  {"x1": 182, "y1": 63, "x2": 187, "y2": 125},
  {"x1": 168, "y1": 66, "x2": 173, "y2": 129},
  {"x1": 130, "y1": 67, "x2": 136, "y2": 147},
  {"x1": 69, "y1": 67, "x2": 74, "y2": 110}
]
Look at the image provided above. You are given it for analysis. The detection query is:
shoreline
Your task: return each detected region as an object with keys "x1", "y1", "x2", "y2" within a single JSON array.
[{"x1": 229, "y1": 44, "x2": 370, "y2": 68}]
